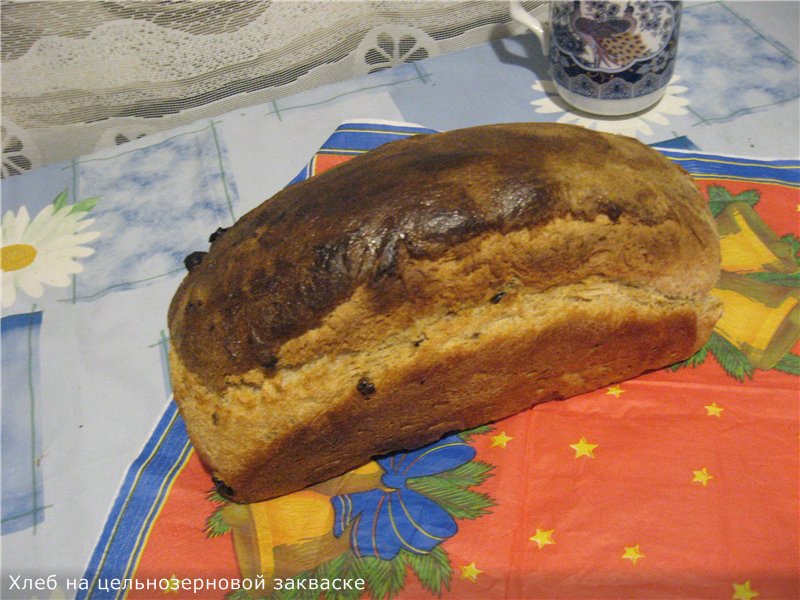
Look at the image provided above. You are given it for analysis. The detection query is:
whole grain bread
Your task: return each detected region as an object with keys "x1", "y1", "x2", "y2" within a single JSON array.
[{"x1": 168, "y1": 123, "x2": 722, "y2": 503}]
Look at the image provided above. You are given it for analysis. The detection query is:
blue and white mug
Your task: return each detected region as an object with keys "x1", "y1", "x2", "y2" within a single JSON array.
[{"x1": 511, "y1": 0, "x2": 682, "y2": 116}]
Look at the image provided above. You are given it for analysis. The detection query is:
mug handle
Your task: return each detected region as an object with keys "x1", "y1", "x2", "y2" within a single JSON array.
[{"x1": 509, "y1": 0, "x2": 550, "y2": 55}]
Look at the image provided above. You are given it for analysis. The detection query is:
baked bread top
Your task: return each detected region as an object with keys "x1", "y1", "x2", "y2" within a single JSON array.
[{"x1": 168, "y1": 123, "x2": 719, "y2": 391}]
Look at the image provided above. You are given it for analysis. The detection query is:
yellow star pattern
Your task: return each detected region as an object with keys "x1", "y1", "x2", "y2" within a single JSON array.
[
  {"x1": 705, "y1": 402, "x2": 724, "y2": 417},
  {"x1": 692, "y1": 467, "x2": 714, "y2": 486},
  {"x1": 621, "y1": 545, "x2": 645, "y2": 565},
  {"x1": 490, "y1": 431, "x2": 514, "y2": 448},
  {"x1": 606, "y1": 385, "x2": 625, "y2": 398},
  {"x1": 570, "y1": 437, "x2": 598, "y2": 458},
  {"x1": 529, "y1": 528, "x2": 556, "y2": 549},
  {"x1": 732, "y1": 580, "x2": 759, "y2": 600},
  {"x1": 460, "y1": 562, "x2": 483, "y2": 583}
]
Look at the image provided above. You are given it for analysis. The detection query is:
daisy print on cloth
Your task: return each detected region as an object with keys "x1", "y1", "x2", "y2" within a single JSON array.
[{"x1": 1, "y1": 190, "x2": 100, "y2": 309}]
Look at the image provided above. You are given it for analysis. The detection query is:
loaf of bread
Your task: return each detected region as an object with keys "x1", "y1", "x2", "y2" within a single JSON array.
[{"x1": 168, "y1": 123, "x2": 722, "y2": 503}]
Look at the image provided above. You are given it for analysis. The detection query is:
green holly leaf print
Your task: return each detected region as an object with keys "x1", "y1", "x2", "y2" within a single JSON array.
[
  {"x1": 670, "y1": 332, "x2": 755, "y2": 380},
  {"x1": 707, "y1": 185, "x2": 760, "y2": 216},
  {"x1": 773, "y1": 352, "x2": 800, "y2": 376},
  {"x1": 417, "y1": 459, "x2": 494, "y2": 490},
  {"x1": 403, "y1": 546, "x2": 452, "y2": 596},
  {"x1": 779, "y1": 233, "x2": 800, "y2": 266},
  {"x1": 670, "y1": 343, "x2": 709, "y2": 371},
  {"x1": 707, "y1": 331, "x2": 755, "y2": 382},
  {"x1": 351, "y1": 555, "x2": 407, "y2": 600},
  {"x1": 207, "y1": 489, "x2": 228, "y2": 504},
  {"x1": 407, "y1": 461, "x2": 496, "y2": 520},
  {"x1": 729, "y1": 188, "x2": 761, "y2": 206},
  {"x1": 204, "y1": 505, "x2": 231, "y2": 538},
  {"x1": 458, "y1": 424, "x2": 493, "y2": 443}
]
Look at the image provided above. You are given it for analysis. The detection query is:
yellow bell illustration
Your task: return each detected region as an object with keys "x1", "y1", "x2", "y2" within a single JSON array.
[
  {"x1": 716, "y1": 202, "x2": 796, "y2": 273},
  {"x1": 712, "y1": 270, "x2": 799, "y2": 369},
  {"x1": 221, "y1": 461, "x2": 386, "y2": 585}
]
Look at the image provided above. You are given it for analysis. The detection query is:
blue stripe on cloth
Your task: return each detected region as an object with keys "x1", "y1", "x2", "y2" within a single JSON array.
[
  {"x1": 324, "y1": 124, "x2": 437, "y2": 151},
  {"x1": 655, "y1": 148, "x2": 800, "y2": 187},
  {"x1": 286, "y1": 122, "x2": 438, "y2": 186},
  {"x1": 333, "y1": 122, "x2": 439, "y2": 136},
  {"x1": 79, "y1": 400, "x2": 191, "y2": 600}
]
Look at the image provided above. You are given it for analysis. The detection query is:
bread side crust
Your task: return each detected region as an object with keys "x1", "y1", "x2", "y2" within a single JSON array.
[{"x1": 171, "y1": 278, "x2": 721, "y2": 502}]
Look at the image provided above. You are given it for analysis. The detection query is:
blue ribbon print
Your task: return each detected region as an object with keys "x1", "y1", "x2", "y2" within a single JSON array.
[{"x1": 331, "y1": 435, "x2": 476, "y2": 559}]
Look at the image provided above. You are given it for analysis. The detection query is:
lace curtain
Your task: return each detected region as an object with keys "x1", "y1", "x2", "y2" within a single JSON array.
[{"x1": 2, "y1": 0, "x2": 545, "y2": 177}]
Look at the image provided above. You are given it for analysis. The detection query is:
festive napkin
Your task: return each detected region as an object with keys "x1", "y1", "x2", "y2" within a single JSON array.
[{"x1": 78, "y1": 122, "x2": 798, "y2": 600}]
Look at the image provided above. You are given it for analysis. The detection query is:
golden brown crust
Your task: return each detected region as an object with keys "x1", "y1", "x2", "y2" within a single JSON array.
[
  {"x1": 168, "y1": 123, "x2": 719, "y2": 391},
  {"x1": 167, "y1": 123, "x2": 722, "y2": 503}
]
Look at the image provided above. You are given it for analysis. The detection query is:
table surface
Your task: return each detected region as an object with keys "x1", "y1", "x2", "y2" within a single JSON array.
[{"x1": 1, "y1": 1, "x2": 798, "y2": 599}]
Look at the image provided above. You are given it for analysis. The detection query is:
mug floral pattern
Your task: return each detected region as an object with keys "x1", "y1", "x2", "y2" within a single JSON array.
[{"x1": 550, "y1": 0, "x2": 681, "y2": 100}]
